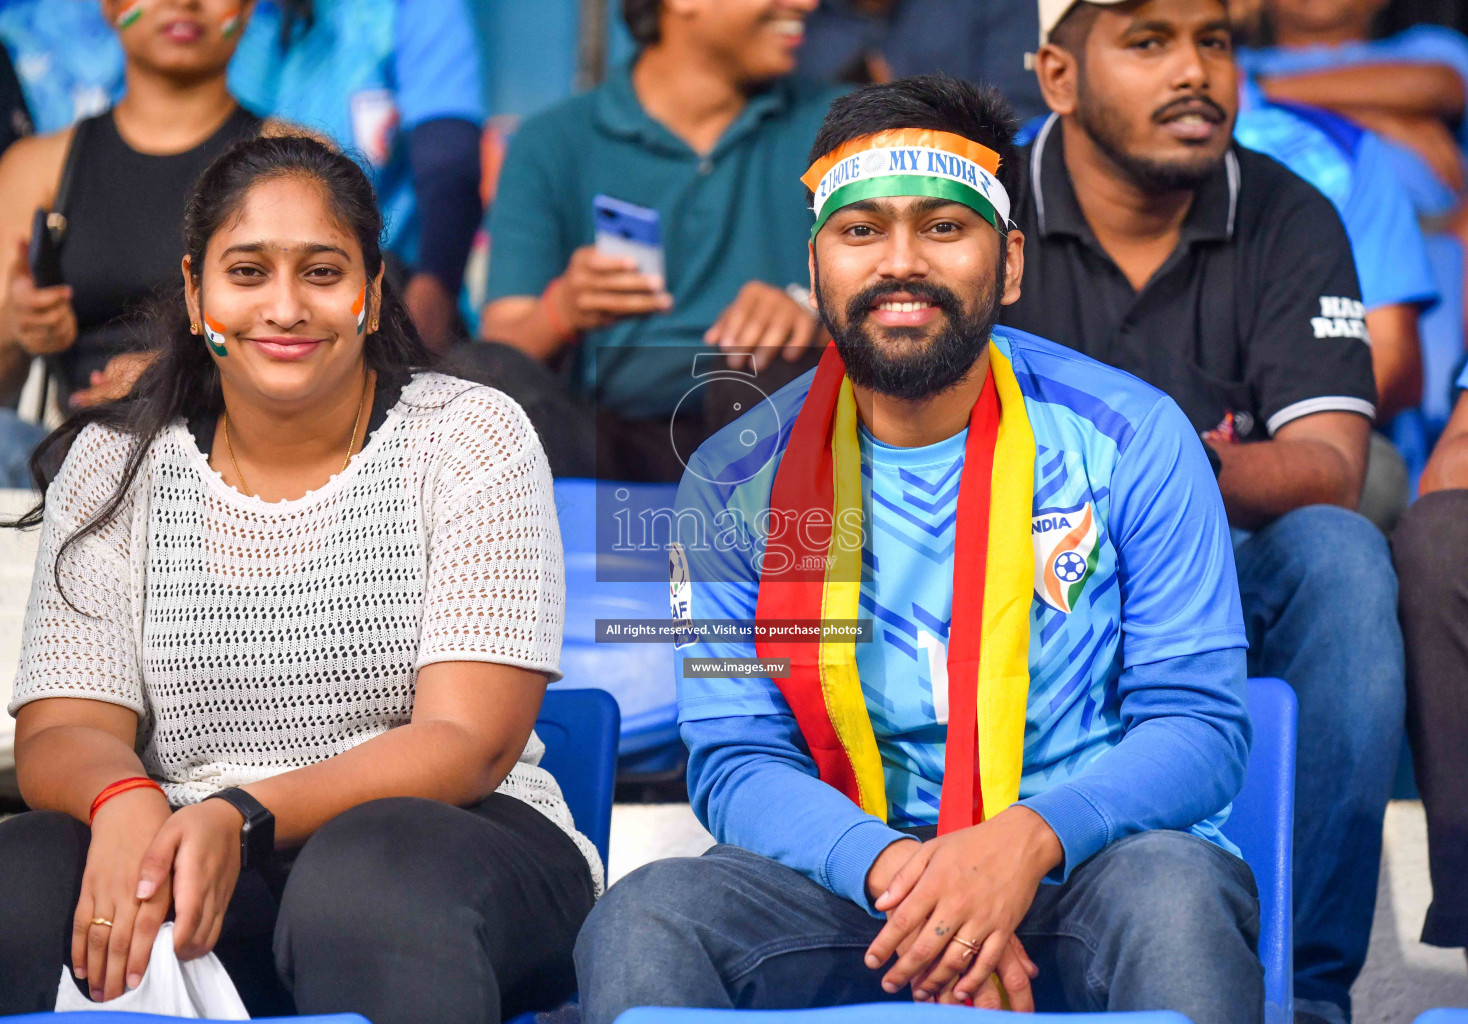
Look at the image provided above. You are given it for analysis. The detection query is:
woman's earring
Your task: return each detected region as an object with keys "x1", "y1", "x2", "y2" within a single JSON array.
[
  {"x1": 189, "y1": 321, "x2": 200, "y2": 335},
  {"x1": 369, "y1": 317, "x2": 380, "y2": 332}
]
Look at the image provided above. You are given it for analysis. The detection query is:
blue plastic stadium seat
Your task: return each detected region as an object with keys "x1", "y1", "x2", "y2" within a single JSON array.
[
  {"x1": 556, "y1": 478, "x2": 686, "y2": 778},
  {"x1": 1414, "y1": 1012, "x2": 1468, "y2": 1023},
  {"x1": 1222, "y1": 678, "x2": 1298, "y2": 1024},
  {"x1": 535, "y1": 686, "x2": 620, "y2": 869},
  {"x1": 467, "y1": 687, "x2": 622, "y2": 1024},
  {"x1": 613, "y1": 1005, "x2": 1193, "y2": 1022}
]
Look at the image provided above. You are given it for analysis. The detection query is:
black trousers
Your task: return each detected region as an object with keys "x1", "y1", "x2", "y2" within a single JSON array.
[
  {"x1": 0, "y1": 794, "x2": 596, "y2": 1022},
  {"x1": 1392, "y1": 490, "x2": 1468, "y2": 947},
  {"x1": 448, "y1": 341, "x2": 821, "y2": 482}
]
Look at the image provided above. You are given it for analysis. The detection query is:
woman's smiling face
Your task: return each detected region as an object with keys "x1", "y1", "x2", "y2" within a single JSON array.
[{"x1": 184, "y1": 174, "x2": 380, "y2": 407}]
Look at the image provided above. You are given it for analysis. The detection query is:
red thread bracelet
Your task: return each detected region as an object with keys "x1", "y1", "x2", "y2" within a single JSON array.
[
  {"x1": 541, "y1": 276, "x2": 576, "y2": 342},
  {"x1": 90, "y1": 777, "x2": 165, "y2": 823}
]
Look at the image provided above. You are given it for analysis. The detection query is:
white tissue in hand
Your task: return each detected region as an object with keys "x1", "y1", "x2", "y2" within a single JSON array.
[{"x1": 54, "y1": 921, "x2": 248, "y2": 1018}]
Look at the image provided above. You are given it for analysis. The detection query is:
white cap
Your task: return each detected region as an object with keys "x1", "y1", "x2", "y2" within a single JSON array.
[{"x1": 1037, "y1": 0, "x2": 1131, "y2": 46}]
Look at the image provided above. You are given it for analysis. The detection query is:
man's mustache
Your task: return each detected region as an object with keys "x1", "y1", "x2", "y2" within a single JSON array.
[
  {"x1": 844, "y1": 281, "x2": 965, "y2": 326},
  {"x1": 1152, "y1": 95, "x2": 1227, "y2": 124}
]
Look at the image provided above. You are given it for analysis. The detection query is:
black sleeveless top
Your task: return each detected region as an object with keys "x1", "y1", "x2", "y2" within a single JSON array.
[{"x1": 55, "y1": 105, "x2": 261, "y2": 396}]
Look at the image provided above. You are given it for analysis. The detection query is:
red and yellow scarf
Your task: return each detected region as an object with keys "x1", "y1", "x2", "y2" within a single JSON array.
[{"x1": 754, "y1": 342, "x2": 1036, "y2": 833}]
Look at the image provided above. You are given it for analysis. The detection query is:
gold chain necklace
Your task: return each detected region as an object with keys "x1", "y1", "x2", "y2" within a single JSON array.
[{"x1": 221, "y1": 373, "x2": 370, "y2": 497}]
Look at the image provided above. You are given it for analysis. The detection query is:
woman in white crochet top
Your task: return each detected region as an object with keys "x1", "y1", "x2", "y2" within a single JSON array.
[{"x1": 0, "y1": 134, "x2": 598, "y2": 1023}]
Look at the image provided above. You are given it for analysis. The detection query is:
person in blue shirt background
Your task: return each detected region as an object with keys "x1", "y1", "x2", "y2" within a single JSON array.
[
  {"x1": 1234, "y1": 77, "x2": 1436, "y2": 529},
  {"x1": 0, "y1": 0, "x2": 486, "y2": 353},
  {"x1": 0, "y1": 0, "x2": 121, "y2": 136},
  {"x1": 229, "y1": 0, "x2": 485, "y2": 352},
  {"x1": 1238, "y1": 0, "x2": 1468, "y2": 218}
]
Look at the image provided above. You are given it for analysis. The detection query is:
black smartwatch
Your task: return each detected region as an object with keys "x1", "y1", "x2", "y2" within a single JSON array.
[{"x1": 204, "y1": 788, "x2": 275, "y2": 870}]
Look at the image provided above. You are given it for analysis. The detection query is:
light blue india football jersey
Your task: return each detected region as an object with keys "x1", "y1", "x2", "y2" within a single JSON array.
[{"x1": 674, "y1": 327, "x2": 1248, "y2": 847}]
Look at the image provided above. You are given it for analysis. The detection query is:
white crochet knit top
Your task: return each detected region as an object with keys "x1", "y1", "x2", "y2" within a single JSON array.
[{"x1": 10, "y1": 373, "x2": 602, "y2": 891}]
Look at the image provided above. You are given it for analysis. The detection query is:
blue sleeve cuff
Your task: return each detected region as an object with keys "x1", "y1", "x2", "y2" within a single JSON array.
[
  {"x1": 824, "y1": 818, "x2": 912, "y2": 917},
  {"x1": 1019, "y1": 785, "x2": 1113, "y2": 883}
]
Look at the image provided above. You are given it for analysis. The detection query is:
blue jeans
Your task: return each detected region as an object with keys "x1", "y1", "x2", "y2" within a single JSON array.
[
  {"x1": 1233, "y1": 505, "x2": 1405, "y2": 1024},
  {"x1": 0, "y1": 408, "x2": 46, "y2": 490},
  {"x1": 576, "y1": 832, "x2": 1262, "y2": 1024}
]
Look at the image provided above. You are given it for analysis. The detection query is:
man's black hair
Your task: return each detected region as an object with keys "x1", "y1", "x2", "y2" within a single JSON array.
[
  {"x1": 623, "y1": 0, "x2": 662, "y2": 47},
  {"x1": 807, "y1": 74, "x2": 1022, "y2": 205}
]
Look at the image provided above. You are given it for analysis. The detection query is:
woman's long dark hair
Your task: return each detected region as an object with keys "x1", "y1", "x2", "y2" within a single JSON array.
[{"x1": 11, "y1": 133, "x2": 432, "y2": 595}]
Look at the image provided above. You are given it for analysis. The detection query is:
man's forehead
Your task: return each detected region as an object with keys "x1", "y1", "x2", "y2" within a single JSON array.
[{"x1": 834, "y1": 196, "x2": 981, "y2": 219}]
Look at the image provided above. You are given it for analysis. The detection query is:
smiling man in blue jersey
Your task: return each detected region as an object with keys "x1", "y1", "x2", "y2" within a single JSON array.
[{"x1": 576, "y1": 75, "x2": 1261, "y2": 1023}]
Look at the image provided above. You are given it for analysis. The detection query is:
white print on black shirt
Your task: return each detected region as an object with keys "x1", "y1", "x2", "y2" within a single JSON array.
[{"x1": 1311, "y1": 296, "x2": 1369, "y2": 344}]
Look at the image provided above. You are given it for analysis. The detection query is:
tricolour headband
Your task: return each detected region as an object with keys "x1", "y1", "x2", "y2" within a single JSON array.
[{"x1": 800, "y1": 128, "x2": 1011, "y2": 239}]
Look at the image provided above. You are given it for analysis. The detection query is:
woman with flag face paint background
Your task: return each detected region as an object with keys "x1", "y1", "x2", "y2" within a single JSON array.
[{"x1": 0, "y1": 0, "x2": 261, "y2": 488}]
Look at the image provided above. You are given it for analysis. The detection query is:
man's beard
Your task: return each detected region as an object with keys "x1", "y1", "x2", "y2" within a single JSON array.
[
  {"x1": 1074, "y1": 79, "x2": 1226, "y2": 193},
  {"x1": 814, "y1": 250, "x2": 1005, "y2": 402}
]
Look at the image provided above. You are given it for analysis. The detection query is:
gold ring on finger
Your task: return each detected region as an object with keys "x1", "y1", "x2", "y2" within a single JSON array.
[
  {"x1": 951, "y1": 935, "x2": 980, "y2": 958},
  {"x1": 90, "y1": 917, "x2": 113, "y2": 928}
]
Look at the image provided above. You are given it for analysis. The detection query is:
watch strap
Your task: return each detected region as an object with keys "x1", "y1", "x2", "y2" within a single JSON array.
[{"x1": 204, "y1": 788, "x2": 275, "y2": 869}]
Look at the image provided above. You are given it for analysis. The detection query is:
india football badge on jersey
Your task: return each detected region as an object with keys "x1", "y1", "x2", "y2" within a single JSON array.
[
  {"x1": 1031, "y1": 502, "x2": 1099, "y2": 614},
  {"x1": 669, "y1": 542, "x2": 695, "y2": 648}
]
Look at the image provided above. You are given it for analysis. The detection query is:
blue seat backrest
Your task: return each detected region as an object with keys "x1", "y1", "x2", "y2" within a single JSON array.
[
  {"x1": 555, "y1": 479, "x2": 684, "y2": 766},
  {"x1": 1220, "y1": 677, "x2": 1298, "y2": 1024},
  {"x1": 613, "y1": 1004, "x2": 1194, "y2": 1022},
  {"x1": 555, "y1": 477, "x2": 681, "y2": 583},
  {"x1": 536, "y1": 687, "x2": 621, "y2": 867}
]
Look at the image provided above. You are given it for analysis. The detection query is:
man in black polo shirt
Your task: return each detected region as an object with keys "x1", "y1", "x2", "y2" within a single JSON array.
[{"x1": 998, "y1": 2, "x2": 1404, "y2": 1022}]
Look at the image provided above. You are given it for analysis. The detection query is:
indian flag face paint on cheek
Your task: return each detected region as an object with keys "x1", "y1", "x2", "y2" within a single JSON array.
[
  {"x1": 352, "y1": 284, "x2": 367, "y2": 335},
  {"x1": 115, "y1": 0, "x2": 145, "y2": 30},
  {"x1": 202, "y1": 314, "x2": 229, "y2": 357},
  {"x1": 221, "y1": 7, "x2": 242, "y2": 37}
]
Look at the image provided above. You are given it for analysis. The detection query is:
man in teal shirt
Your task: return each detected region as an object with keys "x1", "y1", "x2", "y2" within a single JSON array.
[{"x1": 473, "y1": 0, "x2": 843, "y2": 480}]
